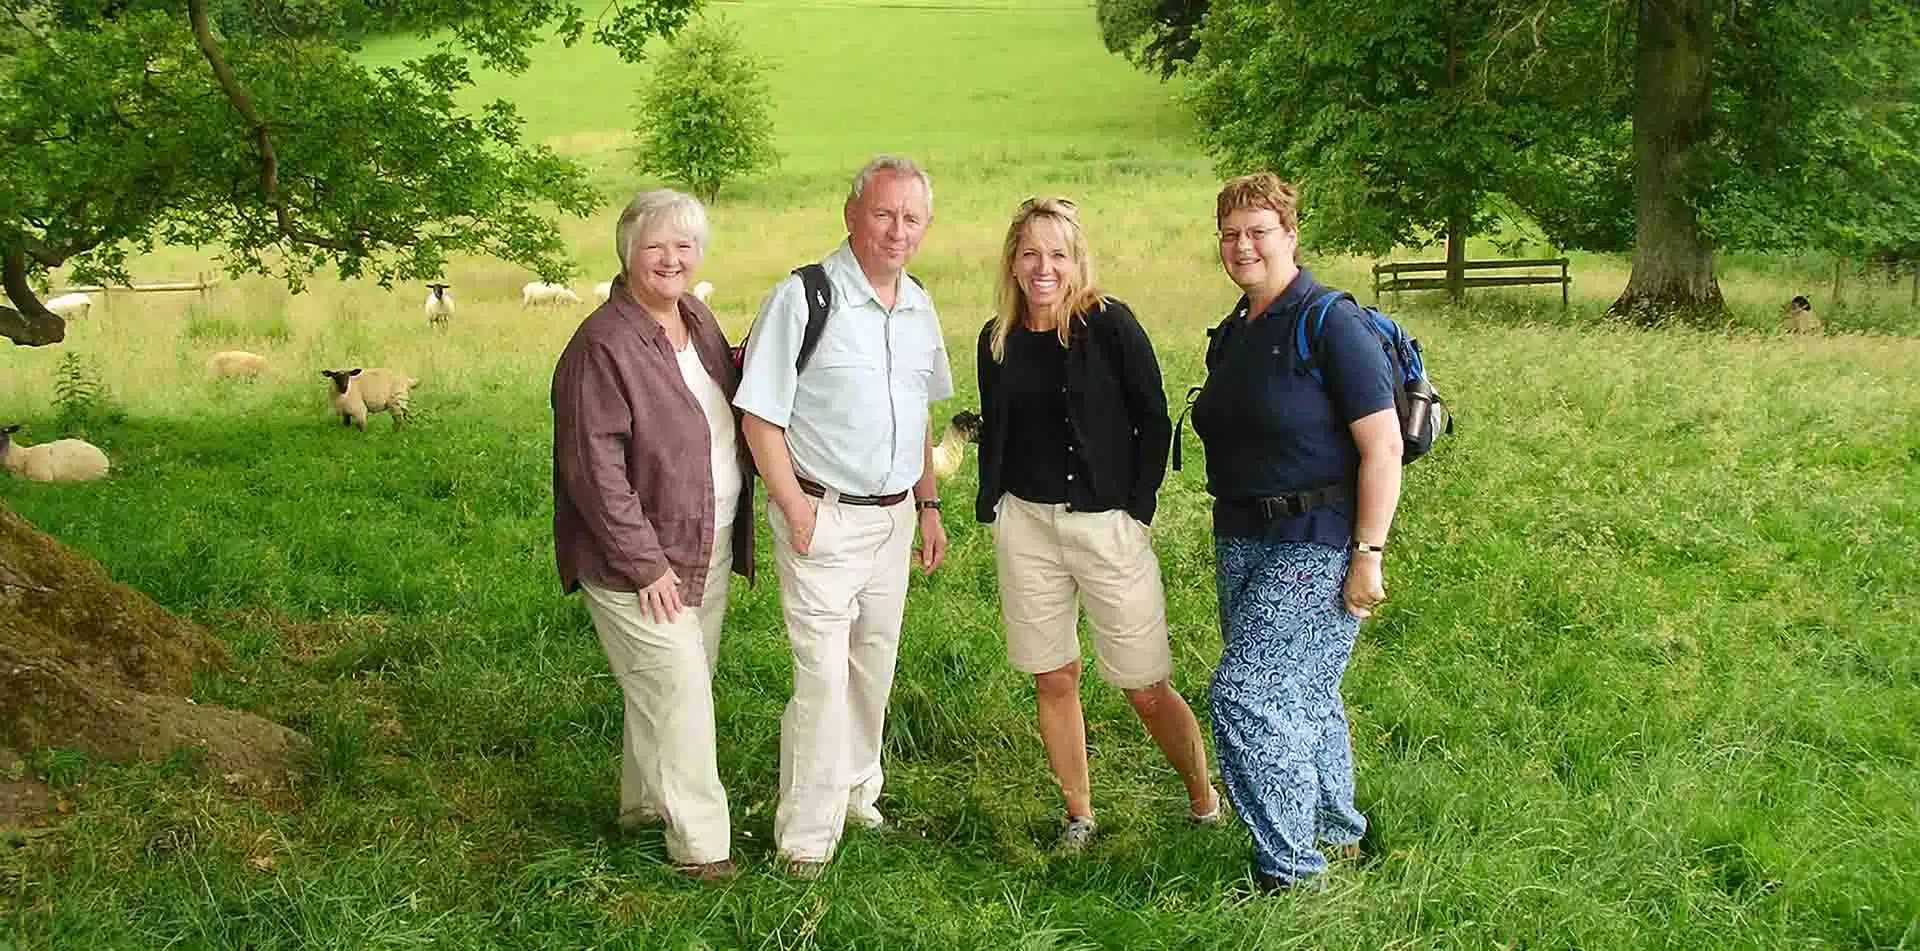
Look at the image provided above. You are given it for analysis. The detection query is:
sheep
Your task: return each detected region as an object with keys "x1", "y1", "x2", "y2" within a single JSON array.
[
  {"x1": 45, "y1": 292, "x2": 93, "y2": 321},
  {"x1": 206, "y1": 350, "x2": 270, "y2": 378},
  {"x1": 1781, "y1": 295, "x2": 1822, "y2": 334},
  {"x1": 931, "y1": 410, "x2": 983, "y2": 479},
  {"x1": 522, "y1": 281, "x2": 582, "y2": 307},
  {"x1": 692, "y1": 280, "x2": 714, "y2": 304},
  {"x1": 424, "y1": 283, "x2": 454, "y2": 326},
  {"x1": 321, "y1": 368, "x2": 418, "y2": 432},
  {"x1": 592, "y1": 281, "x2": 613, "y2": 304},
  {"x1": 0, "y1": 424, "x2": 110, "y2": 482}
]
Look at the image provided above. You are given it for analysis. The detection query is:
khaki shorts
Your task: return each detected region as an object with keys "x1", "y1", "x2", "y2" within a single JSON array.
[{"x1": 991, "y1": 495, "x2": 1172, "y2": 689}]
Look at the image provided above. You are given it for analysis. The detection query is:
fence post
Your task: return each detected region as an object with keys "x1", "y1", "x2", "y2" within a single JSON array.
[{"x1": 1561, "y1": 259, "x2": 1569, "y2": 308}]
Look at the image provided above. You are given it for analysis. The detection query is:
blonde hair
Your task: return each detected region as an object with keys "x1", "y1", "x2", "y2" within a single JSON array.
[
  {"x1": 989, "y1": 197, "x2": 1105, "y2": 363},
  {"x1": 1215, "y1": 172, "x2": 1300, "y2": 232}
]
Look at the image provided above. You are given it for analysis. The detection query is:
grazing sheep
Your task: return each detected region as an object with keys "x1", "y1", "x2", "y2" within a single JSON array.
[
  {"x1": 1781, "y1": 295, "x2": 1822, "y2": 334},
  {"x1": 931, "y1": 410, "x2": 983, "y2": 479},
  {"x1": 206, "y1": 350, "x2": 270, "y2": 378},
  {"x1": 522, "y1": 281, "x2": 582, "y2": 307},
  {"x1": 592, "y1": 281, "x2": 613, "y2": 304},
  {"x1": 45, "y1": 292, "x2": 93, "y2": 321},
  {"x1": 424, "y1": 283, "x2": 454, "y2": 326},
  {"x1": 692, "y1": 280, "x2": 714, "y2": 304},
  {"x1": 321, "y1": 368, "x2": 419, "y2": 432},
  {"x1": 0, "y1": 424, "x2": 110, "y2": 482}
]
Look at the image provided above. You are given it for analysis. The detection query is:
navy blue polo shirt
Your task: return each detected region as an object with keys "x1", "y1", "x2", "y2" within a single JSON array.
[{"x1": 1190, "y1": 269, "x2": 1395, "y2": 545}]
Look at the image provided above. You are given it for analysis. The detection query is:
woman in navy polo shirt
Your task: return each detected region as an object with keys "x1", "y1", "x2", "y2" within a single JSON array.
[
  {"x1": 1189, "y1": 173, "x2": 1403, "y2": 892},
  {"x1": 976, "y1": 197, "x2": 1221, "y2": 853}
]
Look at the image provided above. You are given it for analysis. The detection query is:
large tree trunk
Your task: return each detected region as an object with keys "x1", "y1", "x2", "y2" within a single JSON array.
[
  {"x1": 1609, "y1": 0, "x2": 1725, "y2": 325},
  {"x1": 0, "y1": 249, "x2": 67, "y2": 347}
]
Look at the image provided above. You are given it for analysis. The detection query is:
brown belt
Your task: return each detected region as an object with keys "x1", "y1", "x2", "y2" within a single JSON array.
[{"x1": 797, "y1": 477, "x2": 908, "y2": 507}]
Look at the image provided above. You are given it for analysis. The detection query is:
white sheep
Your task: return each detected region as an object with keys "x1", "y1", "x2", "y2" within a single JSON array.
[
  {"x1": 206, "y1": 350, "x2": 270, "y2": 378},
  {"x1": 45, "y1": 293, "x2": 93, "y2": 321},
  {"x1": 522, "y1": 281, "x2": 582, "y2": 307},
  {"x1": 1781, "y1": 295, "x2": 1822, "y2": 334},
  {"x1": 424, "y1": 283, "x2": 454, "y2": 326},
  {"x1": 692, "y1": 280, "x2": 714, "y2": 304},
  {"x1": 0, "y1": 424, "x2": 110, "y2": 482},
  {"x1": 931, "y1": 410, "x2": 982, "y2": 479},
  {"x1": 592, "y1": 281, "x2": 613, "y2": 304},
  {"x1": 321, "y1": 367, "x2": 419, "y2": 431}
]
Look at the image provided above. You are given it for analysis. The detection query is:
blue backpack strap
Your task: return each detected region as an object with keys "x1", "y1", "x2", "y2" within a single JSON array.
[{"x1": 1295, "y1": 290, "x2": 1350, "y2": 385}]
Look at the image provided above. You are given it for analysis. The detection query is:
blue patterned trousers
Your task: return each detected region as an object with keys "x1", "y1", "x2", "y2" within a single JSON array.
[{"x1": 1210, "y1": 537, "x2": 1366, "y2": 884}]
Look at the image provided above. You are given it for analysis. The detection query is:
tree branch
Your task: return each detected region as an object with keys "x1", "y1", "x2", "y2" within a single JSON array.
[
  {"x1": 0, "y1": 250, "x2": 67, "y2": 347},
  {"x1": 186, "y1": 0, "x2": 355, "y2": 254}
]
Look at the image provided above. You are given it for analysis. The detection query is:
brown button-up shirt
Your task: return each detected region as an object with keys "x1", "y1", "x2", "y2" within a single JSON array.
[{"x1": 551, "y1": 279, "x2": 754, "y2": 603}]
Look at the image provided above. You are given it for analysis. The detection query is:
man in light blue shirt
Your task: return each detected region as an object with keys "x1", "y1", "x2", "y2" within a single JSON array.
[{"x1": 735, "y1": 155, "x2": 953, "y2": 879}]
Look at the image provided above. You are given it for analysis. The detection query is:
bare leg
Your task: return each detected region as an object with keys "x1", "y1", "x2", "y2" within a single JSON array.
[
  {"x1": 1124, "y1": 679, "x2": 1214, "y2": 813},
  {"x1": 1035, "y1": 661, "x2": 1093, "y2": 818}
]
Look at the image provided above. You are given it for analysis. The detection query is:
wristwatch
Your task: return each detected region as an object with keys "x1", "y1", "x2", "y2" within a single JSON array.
[
  {"x1": 1351, "y1": 541, "x2": 1385, "y2": 555},
  {"x1": 915, "y1": 498, "x2": 942, "y2": 512}
]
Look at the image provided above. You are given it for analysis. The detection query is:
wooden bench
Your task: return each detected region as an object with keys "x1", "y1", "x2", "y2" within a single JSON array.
[{"x1": 1372, "y1": 258, "x2": 1570, "y2": 306}]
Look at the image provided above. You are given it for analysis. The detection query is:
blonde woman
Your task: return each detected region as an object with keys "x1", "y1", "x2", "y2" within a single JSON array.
[{"x1": 974, "y1": 196, "x2": 1221, "y2": 851}]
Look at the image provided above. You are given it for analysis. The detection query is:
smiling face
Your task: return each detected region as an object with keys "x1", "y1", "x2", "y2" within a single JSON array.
[
  {"x1": 625, "y1": 223, "x2": 702, "y2": 312},
  {"x1": 844, "y1": 170, "x2": 931, "y2": 282},
  {"x1": 1012, "y1": 215, "x2": 1082, "y2": 322},
  {"x1": 1217, "y1": 206, "x2": 1299, "y2": 297}
]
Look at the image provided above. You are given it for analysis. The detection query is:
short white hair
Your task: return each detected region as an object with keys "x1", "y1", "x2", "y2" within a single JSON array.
[
  {"x1": 846, "y1": 155, "x2": 933, "y2": 209},
  {"x1": 615, "y1": 189, "x2": 708, "y2": 274}
]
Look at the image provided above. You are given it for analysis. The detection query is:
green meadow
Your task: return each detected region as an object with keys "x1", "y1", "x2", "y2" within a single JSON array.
[{"x1": 3, "y1": 0, "x2": 1918, "y2": 947}]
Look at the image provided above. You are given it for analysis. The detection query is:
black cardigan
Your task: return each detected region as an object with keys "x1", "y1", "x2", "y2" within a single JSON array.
[{"x1": 974, "y1": 298, "x2": 1172, "y2": 525}]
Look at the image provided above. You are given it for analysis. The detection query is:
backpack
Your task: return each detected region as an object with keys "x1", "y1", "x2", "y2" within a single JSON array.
[
  {"x1": 1297, "y1": 291, "x2": 1451, "y2": 463},
  {"x1": 731, "y1": 264, "x2": 922, "y2": 373}
]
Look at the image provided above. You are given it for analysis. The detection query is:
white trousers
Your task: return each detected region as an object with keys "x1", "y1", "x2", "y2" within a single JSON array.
[
  {"x1": 579, "y1": 518, "x2": 733, "y2": 866},
  {"x1": 768, "y1": 495, "x2": 914, "y2": 862}
]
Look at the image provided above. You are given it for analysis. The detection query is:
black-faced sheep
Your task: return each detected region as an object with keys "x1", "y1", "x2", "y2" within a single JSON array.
[
  {"x1": 1782, "y1": 295, "x2": 1822, "y2": 333},
  {"x1": 932, "y1": 410, "x2": 983, "y2": 479},
  {"x1": 45, "y1": 293, "x2": 93, "y2": 321},
  {"x1": 425, "y1": 283, "x2": 454, "y2": 325},
  {"x1": 321, "y1": 368, "x2": 419, "y2": 431},
  {"x1": 0, "y1": 424, "x2": 110, "y2": 482},
  {"x1": 522, "y1": 282, "x2": 582, "y2": 307}
]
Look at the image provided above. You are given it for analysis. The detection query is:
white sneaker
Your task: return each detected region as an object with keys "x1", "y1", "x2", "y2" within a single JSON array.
[{"x1": 845, "y1": 802, "x2": 886, "y2": 829}]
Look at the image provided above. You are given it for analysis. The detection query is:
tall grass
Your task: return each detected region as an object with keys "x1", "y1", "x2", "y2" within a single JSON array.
[{"x1": 3, "y1": 1, "x2": 1917, "y2": 948}]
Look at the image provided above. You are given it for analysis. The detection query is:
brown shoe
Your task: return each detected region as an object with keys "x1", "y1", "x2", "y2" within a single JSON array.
[
  {"x1": 783, "y1": 857, "x2": 827, "y2": 881},
  {"x1": 676, "y1": 859, "x2": 738, "y2": 882}
]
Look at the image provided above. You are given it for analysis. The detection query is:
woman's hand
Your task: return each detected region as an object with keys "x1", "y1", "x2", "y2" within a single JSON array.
[
  {"x1": 1343, "y1": 552, "x2": 1385, "y2": 619},
  {"x1": 640, "y1": 567, "x2": 685, "y2": 623}
]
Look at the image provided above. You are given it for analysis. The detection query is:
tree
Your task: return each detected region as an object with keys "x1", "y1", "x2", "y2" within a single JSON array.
[
  {"x1": 0, "y1": 0, "x2": 703, "y2": 347},
  {"x1": 1095, "y1": 0, "x2": 1207, "y2": 79},
  {"x1": 1163, "y1": 0, "x2": 1920, "y2": 323},
  {"x1": 632, "y1": 16, "x2": 777, "y2": 204}
]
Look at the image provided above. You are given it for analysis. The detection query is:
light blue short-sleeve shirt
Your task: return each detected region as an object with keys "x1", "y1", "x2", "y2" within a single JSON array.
[{"x1": 734, "y1": 241, "x2": 955, "y2": 496}]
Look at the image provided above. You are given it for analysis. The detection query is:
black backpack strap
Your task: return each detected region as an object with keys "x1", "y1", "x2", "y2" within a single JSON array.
[
  {"x1": 1171, "y1": 385, "x2": 1202, "y2": 472},
  {"x1": 792, "y1": 264, "x2": 833, "y2": 373}
]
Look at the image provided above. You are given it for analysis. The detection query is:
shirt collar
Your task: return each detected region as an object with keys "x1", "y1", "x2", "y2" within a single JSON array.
[
  {"x1": 824, "y1": 240, "x2": 932, "y2": 313},
  {"x1": 1229, "y1": 267, "x2": 1321, "y2": 324}
]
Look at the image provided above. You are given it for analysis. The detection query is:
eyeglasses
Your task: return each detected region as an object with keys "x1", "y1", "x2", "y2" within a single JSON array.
[{"x1": 1218, "y1": 226, "x2": 1284, "y2": 246}]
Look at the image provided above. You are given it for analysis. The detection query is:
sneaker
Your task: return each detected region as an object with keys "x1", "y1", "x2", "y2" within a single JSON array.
[
  {"x1": 846, "y1": 802, "x2": 886, "y2": 830},
  {"x1": 1057, "y1": 815, "x2": 1097, "y2": 854},
  {"x1": 782, "y1": 857, "x2": 827, "y2": 882},
  {"x1": 1189, "y1": 786, "x2": 1226, "y2": 825},
  {"x1": 675, "y1": 859, "x2": 737, "y2": 883}
]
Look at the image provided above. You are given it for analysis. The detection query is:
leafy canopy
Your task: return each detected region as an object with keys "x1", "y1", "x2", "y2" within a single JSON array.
[{"x1": 632, "y1": 15, "x2": 778, "y2": 204}]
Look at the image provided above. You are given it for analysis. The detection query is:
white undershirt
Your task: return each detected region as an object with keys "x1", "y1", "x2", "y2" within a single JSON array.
[{"x1": 676, "y1": 341, "x2": 741, "y2": 524}]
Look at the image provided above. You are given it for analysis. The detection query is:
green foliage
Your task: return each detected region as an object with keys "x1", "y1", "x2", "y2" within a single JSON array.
[
  {"x1": 631, "y1": 16, "x2": 778, "y2": 204},
  {"x1": 1095, "y1": 0, "x2": 1206, "y2": 79},
  {"x1": 50, "y1": 352, "x2": 120, "y2": 437}
]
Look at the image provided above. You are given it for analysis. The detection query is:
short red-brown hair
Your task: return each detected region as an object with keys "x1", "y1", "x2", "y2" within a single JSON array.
[{"x1": 1216, "y1": 172, "x2": 1300, "y2": 231}]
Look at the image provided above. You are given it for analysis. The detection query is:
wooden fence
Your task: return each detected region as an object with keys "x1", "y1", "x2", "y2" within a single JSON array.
[{"x1": 1372, "y1": 258, "x2": 1570, "y2": 306}]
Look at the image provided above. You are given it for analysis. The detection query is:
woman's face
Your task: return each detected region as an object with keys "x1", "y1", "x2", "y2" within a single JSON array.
[
  {"x1": 1218, "y1": 206, "x2": 1297, "y2": 293},
  {"x1": 628, "y1": 223, "x2": 701, "y2": 307},
  {"x1": 1012, "y1": 216, "x2": 1078, "y2": 316}
]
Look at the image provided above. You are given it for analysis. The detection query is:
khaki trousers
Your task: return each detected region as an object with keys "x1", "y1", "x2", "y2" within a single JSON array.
[
  {"x1": 768, "y1": 495, "x2": 914, "y2": 862},
  {"x1": 580, "y1": 516, "x2": 733, "y2": 866}
]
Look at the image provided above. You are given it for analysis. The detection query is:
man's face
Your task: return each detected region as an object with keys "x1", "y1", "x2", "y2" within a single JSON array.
[{"x1": 844, "y1": 171, "x2": 931, "y2": 278}]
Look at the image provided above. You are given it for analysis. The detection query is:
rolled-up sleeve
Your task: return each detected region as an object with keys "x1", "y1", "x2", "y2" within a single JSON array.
[
  {"x1": 553, "y1": 341, "x2": 667, "y2": 588},
  {"x1": 732, "y1": 276, "x2": 807, "y2": 426}
]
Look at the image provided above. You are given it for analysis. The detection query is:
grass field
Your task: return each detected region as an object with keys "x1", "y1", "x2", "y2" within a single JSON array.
[{"x1": 4, "y1": 1, "x2": 1919, "y2": 948}]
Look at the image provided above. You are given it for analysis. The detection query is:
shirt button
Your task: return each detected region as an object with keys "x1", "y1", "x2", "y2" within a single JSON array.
[{"x1": 1066, "y1": 474, "x2": 1075, "y2": 481}]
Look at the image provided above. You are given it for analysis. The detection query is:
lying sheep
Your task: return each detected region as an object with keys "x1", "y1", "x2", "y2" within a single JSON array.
[
  {"x1": 692, "y1": 280, "x2": 714, "y2": 304},
  {"x1": 425, "y1": 283, "x2": 454, "y2": 326},
  {"x1": 592, "y1": 281, "x2": 613, "y2": 304},
  {"x1": 522, "y1": 281, "x2": 582, "y2": 307},
  {"x1": 1781, "y1": 295, "x2": 1822, "y2": 333},
  {"x1": 207, "y1": 350, "x2": 270, "y2": 378},
  {"x1": 0, "y1": 424, "x2": 110, "y2": 482},
  {"x1": 932, "y1": 410, "x2": 983, "y2": 479},
  {"x1": 321, "y1": 368, "x2": 419, "y2": 431},
  {"x1": 45, "y1": 292, "x2": 93, "y2": 321}
]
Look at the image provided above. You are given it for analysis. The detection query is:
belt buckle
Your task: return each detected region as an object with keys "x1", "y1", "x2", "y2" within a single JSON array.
[{"x1": 1258, "y1": 495, "x2": 1306, "y2": 520}]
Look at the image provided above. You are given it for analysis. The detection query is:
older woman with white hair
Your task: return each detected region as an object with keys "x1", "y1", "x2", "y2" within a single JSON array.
[{"x1": 551, "y1": 188, "x2": 754, "y2": 882}]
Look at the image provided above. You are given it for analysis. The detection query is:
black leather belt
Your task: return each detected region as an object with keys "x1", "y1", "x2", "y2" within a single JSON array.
[
  {"x1": 797, "y1": 477, "x2": 908, "y2": 507},
  {"x1": 1227, "y1": 482, "x2": 1353, "y2": 520}
]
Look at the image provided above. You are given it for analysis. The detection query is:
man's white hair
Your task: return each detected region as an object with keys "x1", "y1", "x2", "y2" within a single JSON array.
[
  {"x1": 615, "y1": 189, "x2": 708, "y2": 274},
  {"x1": 846, "y1": 155, "x2": 933, "y2": 209}
]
